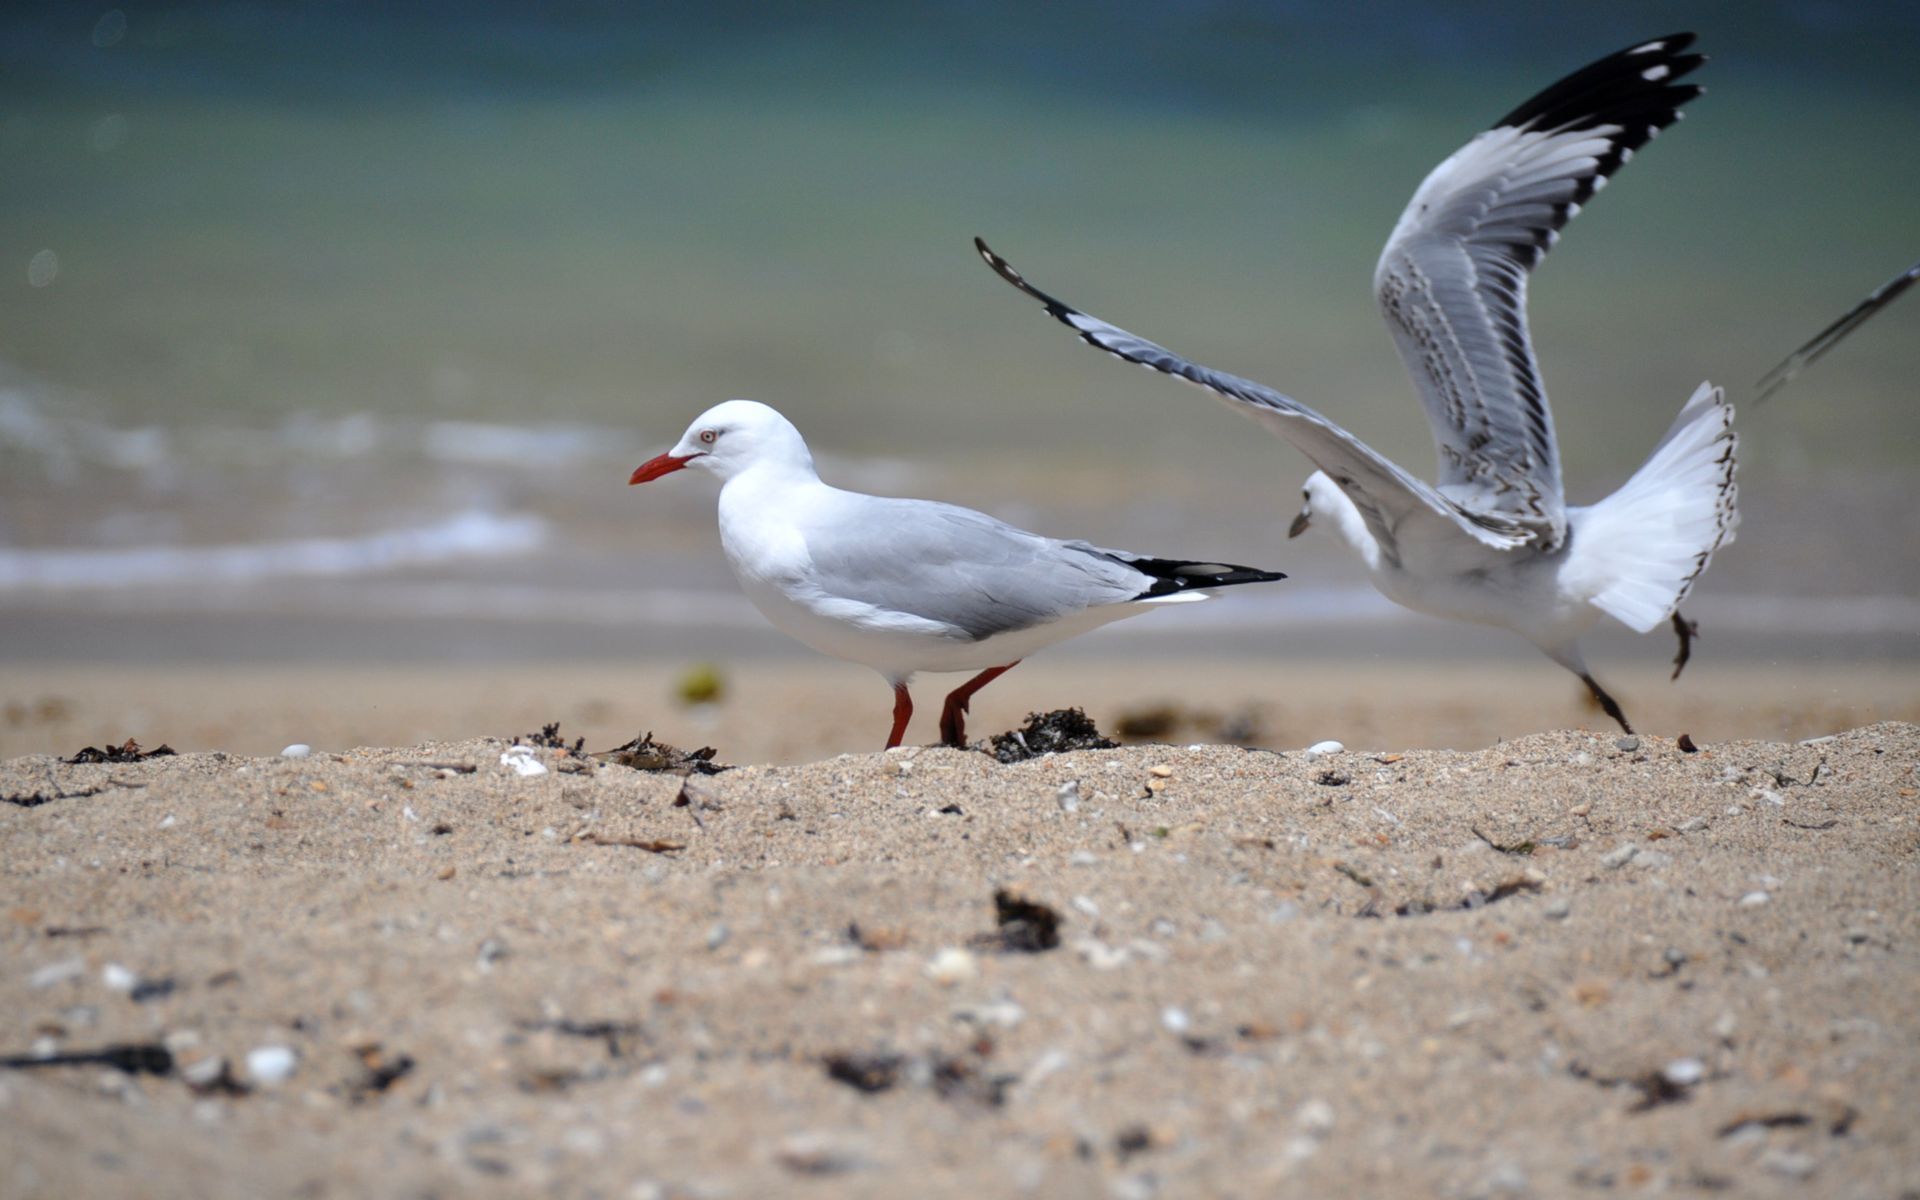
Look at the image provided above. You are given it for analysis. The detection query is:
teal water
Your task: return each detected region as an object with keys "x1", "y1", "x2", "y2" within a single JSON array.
[{"x1": 0, "y1": 3, "x2": 1916, "y2": 651}]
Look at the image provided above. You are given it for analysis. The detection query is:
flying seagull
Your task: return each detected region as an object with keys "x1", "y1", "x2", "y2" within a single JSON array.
[
  {"x1": 977, "y1": 33, "x2": 1736, "y2": 733},
  {"x1": 630, "y1": 400, "x2": 1286, "y2": 749}
]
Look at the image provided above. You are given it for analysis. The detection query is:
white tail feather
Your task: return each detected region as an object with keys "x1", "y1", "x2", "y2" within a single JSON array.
[{"x1": 1572, "y1": 382, "x2": 1738, "y2": 633}]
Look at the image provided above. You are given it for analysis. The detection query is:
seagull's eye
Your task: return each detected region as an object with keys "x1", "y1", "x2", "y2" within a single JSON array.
[{"x1": 699, "y1": 429, "x2": 718, "y2": 445}]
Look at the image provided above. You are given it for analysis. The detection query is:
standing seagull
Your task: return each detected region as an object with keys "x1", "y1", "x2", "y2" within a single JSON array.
[
  {"x1": 976, "y1": 33, "x2": 1736, "y2": 733},
  {"x1": 630, "y1": 400, "x2": 1286, "y2": 750}
]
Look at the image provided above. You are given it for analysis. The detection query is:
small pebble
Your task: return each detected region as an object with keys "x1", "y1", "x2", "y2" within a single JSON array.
[
  {"x1": 1760, "y1": 1149, "x2": 1817, "y2": 1179},
  {"x1": 280, "y1": 743, "x2": 311, "y2": 759},
  {"x1": 1632, "y1": 850, "x2": 1673, "y2": 870},
  {"x1": 924, "y1": 946, "x2": 978, "y2": 987},
  {"x1": 179, "y1": 1054, "x2": 230, "y2": 1091},
  {"x1": 29, "y1": 958, "x2": 85, "y2": 989},
  {"x1": 1295, "y1": 1098, "x2": 1336, "y2": 1136},
  {"x1": 1055, "y1": 780, "x2": 1081, "y2": 813},
  {"x1": 1148, "y1": 765, "x2": 1173, "y2": 779},
  {"x1": 1543, "y1": 897, "x2": 1572, "y2": 921},
  {"x1": 705, "y1": 922, "x2": 730, "y2": 950},
  {"x1": 1482, "y1": 1162, "x2": 1529, "y2": 1196},
  {"x1": 957, "y1": 998, "x2": 1025, "y2": 1029},
  {"x1": 1305, "y1": 740, "x2": 1344, "y2": 757},
  {"x1": 1614, "y1": 735, "x2": 1639, "y2": 752},
  {"x1": 1739, "y1": 891, "x2": 1771, "y2": 907},
  {"x1": 1661, "y1": 1057, "x2": 1704, "y2": 1087},
  {"x1": 1160, "y1": 1006, "x2": 1190, "y2": 1034},
  {"x1": 1600, "y1": 843, "x2": 1639, "y2": 869},
  {"x1": 100, "y1": 963, "x2": 137, "y2": 993},
  {"x1": 500, "y1": 747, "x2": 548, "y2": 777},
  {"x1": 245, "y1": 1045, "x2": 298, "y2": 1085}
]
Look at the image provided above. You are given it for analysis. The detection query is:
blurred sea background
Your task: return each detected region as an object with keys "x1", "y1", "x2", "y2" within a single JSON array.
[{"x1": 0, "y1": 1, "x2": 1916, "y2": 752}]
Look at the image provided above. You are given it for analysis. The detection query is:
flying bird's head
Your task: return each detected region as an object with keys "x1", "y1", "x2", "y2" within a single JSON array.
[
  {"x1": 629, "y1": 399, "x2": 814, "y2": 486},
  {"x1": 1289, "y1": 470, "x2": 1339, "y2": 539}
]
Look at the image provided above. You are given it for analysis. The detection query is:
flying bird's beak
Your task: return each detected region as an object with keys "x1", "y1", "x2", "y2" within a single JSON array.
[
  {"x1": 1288, "y1": 509, "x2": 1311, "y2": 539},
  {"x1": 629, "y1": 452, "x2": 697, "y2": 485}
]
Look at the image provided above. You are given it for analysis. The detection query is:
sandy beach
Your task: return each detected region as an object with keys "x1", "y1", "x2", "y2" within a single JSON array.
[{"x1": 4, "y1": 681, "x2": 1916, "y2": 1196}]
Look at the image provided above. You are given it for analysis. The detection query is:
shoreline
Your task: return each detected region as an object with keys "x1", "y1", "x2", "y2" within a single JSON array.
[{"x1": 2, "y1": 658, "x2": 1915, "y2": 766}]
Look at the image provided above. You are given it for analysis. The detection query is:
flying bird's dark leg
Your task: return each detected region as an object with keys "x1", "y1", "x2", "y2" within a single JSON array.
[
  {"x1": 885, "y1": 683, "x2": 914, "y2": 750},
  {"x1": 938, "y1": 662, "x2": 1021, "y2": 749},
  {"x1": 1580, "y1": 673, "x2": 1634, "y2": 735},
  {"x1": 1669, "y1": 611, "x2": 1699, "y2": 681}
]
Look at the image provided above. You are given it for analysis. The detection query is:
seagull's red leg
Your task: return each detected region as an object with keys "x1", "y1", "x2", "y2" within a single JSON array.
[
  {"x1": 938, "y1": 661, "x2": 1021, "y2": 749},
  {"x1": 885, "y1": 683, "x2": 914, "y2": 750}
]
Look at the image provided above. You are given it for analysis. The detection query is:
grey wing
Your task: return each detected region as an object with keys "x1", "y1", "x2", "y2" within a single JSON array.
[
  {"x1": 1375, "y1": 33, "x2": 1704, "y2": 549},
  {"x1": 802, "y1": 494, "x2": 1153, "y2": 640},
  {"x1": 976, "y1": 238, "x2": 1534, "y2": 561},
  {"x1": 1755, "y1": 256, "x2": 1920, "y2": 403}
]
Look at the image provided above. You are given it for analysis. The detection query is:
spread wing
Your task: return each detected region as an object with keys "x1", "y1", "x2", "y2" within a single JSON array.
[
  {"x1": 976, "y1": 239, "x2": 1535, "y2": 562},
  {"x1": 1375, "y1": 33, "x2": 1705, "y2": 549},
  {"x1": 1755, "y1": 255, "x2": 1920, "y2": 403}
]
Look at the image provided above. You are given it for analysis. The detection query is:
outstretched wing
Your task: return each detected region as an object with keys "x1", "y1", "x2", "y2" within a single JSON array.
[
  {"x1": 1375, "y1": 33, "x2": 1705, "y2": 548},
  {"x1": 976, "y1": 238, "x2": 1535, "y2": 561},
  {"x1": 1756, "y1": 256, "x2": 1920, "y2": 403}
]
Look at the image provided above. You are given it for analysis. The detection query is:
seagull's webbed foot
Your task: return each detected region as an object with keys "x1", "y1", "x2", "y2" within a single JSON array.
[
  {"x1": 1580, "y1": 672, "x2": 1634, "y2": 735},
  {"x1": 1669, "y1": 611, "x2": 1699, "y2": 681},
  {"x1": 937, "y1": 662, "x2": 1021, "y2": 749}
]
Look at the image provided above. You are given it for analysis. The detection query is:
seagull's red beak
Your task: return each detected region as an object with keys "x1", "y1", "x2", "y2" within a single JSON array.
[{"x1": 629, "y1": 452, "x2": 697, "y2": 485}]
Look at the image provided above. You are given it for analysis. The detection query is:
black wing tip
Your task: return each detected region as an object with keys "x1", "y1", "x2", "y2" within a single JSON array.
[
  {"x1": 975, "y1": 235, "x2": 1048, "y2": 302},
  {"x1": 1754, "y1": 255, "x2": 1920, "y2": 404},
  {"x1": 1494, "y1": 32, "x2": 1707, "y2": 139},
  {"x1": 1129, "y1": 558, "x2": 1288, "y2": 598}
]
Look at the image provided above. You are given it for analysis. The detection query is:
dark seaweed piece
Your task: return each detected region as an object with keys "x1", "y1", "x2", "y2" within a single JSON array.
[
  {"x1": 823, "y1": 1052, "x2": 903, "y2": 1093},
  {"x1": 517, "y1": 1018, "x2": 646, "y2": 1058},
  {"x1": 63, "y1": 739, "x2": 175, "y2": 765},
  {"x1": 0, "y1": 1042, "x2": 173, "y2": 1076},
  {"x1": 4, "y1": 785, "x2": 104, "y2": 808},
  {"x1": 519, "y1": 722, "x2": 586, "y2": 756},
  {"x1": 929, "y1": 1054, "x2": 1014, "y2": 1108},
  {"x1": 600, "y1": 732, "x2": 729, "y2": 776},
  {"x1": 989, "y1": 709, "x2": 1117, "y2": 763},
  {"x1": 980, "y1": 888, "x2": 1062, "y2": 953}
]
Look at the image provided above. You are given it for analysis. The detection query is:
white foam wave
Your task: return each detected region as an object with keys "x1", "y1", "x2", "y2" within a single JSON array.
[{"x1": 0, "y1": 511, "x2": 549, "y2": 591}]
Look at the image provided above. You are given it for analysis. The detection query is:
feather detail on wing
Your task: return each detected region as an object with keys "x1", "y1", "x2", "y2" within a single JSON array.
[
  {"x1": 1374, "y1": 33, "x2": 1705, "y2": 550},
  {"x1": 975, "y1": 238, "x2": 1537, "y2": 561}
]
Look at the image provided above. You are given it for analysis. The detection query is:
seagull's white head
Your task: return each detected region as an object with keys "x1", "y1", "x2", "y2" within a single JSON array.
[
  {"x1": 1289, "y1": 470, "x2": 1380, "y2": 567},
  {"x1": 629, "y1": 399, "x2": 815, "y2": 486},
  {"x1": 1288, "y1": 470, "x2": 1342, "y2": 539}
]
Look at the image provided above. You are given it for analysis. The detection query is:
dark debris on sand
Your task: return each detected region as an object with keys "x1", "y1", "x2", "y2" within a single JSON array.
[
  {"x1": 64, "y1": 738, "x2": 176, "y2": 765},
  {"x1": 974, "y1": 888, "x2": 1063, "y2": 953},
  {"x1": 518, "y1": 722, "x2": 586, "y2": 756},
  {"x1": 989, "y1": 709, "x2": 1118, "y2": 763},
  {"x1": 599, "y1": 732, "x2": 729, "y2": 776},
  {"x1": 822, "y1": 1049, "x2": 1014, "y2": 1107}
]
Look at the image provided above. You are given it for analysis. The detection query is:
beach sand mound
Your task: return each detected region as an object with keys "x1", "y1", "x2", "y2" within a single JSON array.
[{"x1": 3, "y1": 724, "x2": 1916, "y2": 1197}]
